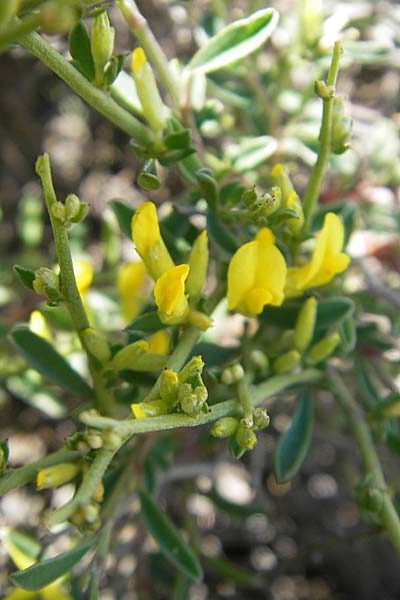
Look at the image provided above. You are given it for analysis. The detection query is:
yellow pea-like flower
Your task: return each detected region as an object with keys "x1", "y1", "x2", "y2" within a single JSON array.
[
  {"x1": 117, "y1": 260, "x2": 147, "y2": 322},
  {"x1": 286, "y1": 212, "x2": 350, "y2": 296},
  {"x1": 154, "y1": 264, "x2": 190, "y2": 325},
  {"x1": 131, "y1": 202, "x2": 174, "y2": 281},
  {"x1": 227, "y1": 228, "x2": 287, "y2": 317}
]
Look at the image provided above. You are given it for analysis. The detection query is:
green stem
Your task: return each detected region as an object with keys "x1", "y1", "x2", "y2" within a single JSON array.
[
  {"x1": 237, "y1": 376, "x2": 254, "y2": 421},
  {"x1": 36, "y1": 153, "x2": 112, "y2": 414},
  {"x1": 45, "y1": 448, "x2": 116, "y2": 527},
  {"x1": 116, "y1": 0, "x2": 181, "y2": 109},
  {"x1": 80, "y1": 368, "x2": 321, "y2": 436},
  {"x1": 302, "y1": 41, "x2": 341, "y2": 231},
  {"x1": 18, "y1": 32, "x2": 153, "y2": 146},
  {"x1": 0, "y1": 450, "x2": 80, "y2": 496},
  {"x1": 328, "y1": 367, "x2": 400, "y2": 553}
]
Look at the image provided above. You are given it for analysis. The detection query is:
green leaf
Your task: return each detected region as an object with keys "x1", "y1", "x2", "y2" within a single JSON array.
[
  {"x1": 188, "y1": 8, "x2": 279, "y2": 74},
  {"x1": 231, "y1": 136, "x2": 277, "y2": 172},
  {"x1": 274, "y1": 392, "x2": 314, "y2": 483},
  {"x1": 9, "y1": 326, "x2": 93, "y2": 398},
  {"x1": 104, "y1": 54, "x2": 126, "y2": 86},
  {"x1": 68, "y1": 22, "x2": 95, "y2": 81},
  {"x1": 10, "y1": 540, "x2": 94, "y2": 591},
  {"x1": 126, "y1": 311, "x2": 167, "y2": 335},
  {"x1": 110, "y1": 199, "x2": 134, "y2": 238},
  {"x1": 6, "y1": 371, "x2": 67, "y2": 418},
  {"x1": 139, "y1": 488, "x2": 203, "y2": 581},
  {"x1": 338, "y1": 314, "x2": 357, "y2": 355},
  {"x1": 164, "y1": 129, "x2": 192, "y2": 151},
  {"x1": 13, "y1": 265, "x2": 36, "y2": 291}
]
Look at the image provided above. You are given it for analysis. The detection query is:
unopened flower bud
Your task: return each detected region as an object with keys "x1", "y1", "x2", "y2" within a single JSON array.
[
  {"x1": 273, "y1": 350, "x2": 301, "y2": 374},
  {"x1": 131, "y1": 47, "x2": 169, "y2": 131},
  {"x1": 82, "y1": 328, "x2": 111, "y2": 364},
  {"x1": 242, "y1": 186, "x2": 258, "y2": 207},
  {"x1": 294, "y1": 297, "x2": 317, "y2": 352},
  {"x1": 210, "y1": 416, "x2": 238, "y2": 438},
  {"x1": 235, "y1": 425, "x2": 257, "y2": 451},
  {"x1": 160, "y1": 368, "x2": 179, "y2": 403},
  {"x1": 91, "y1": 11, "x2": 115, "y2": 86},
  {"x1": 112, "y1": 340, "x2": 149, "y2": 371},
  {"x1": 36, "y1": 462, "x2": 80, "y2": 490},
  {"x1": 188, "y1": 309, "x2": 213, "y2": 331},
  {"x1": 253, "y1": 407, "x2": 270, "y2": 430},
  {"x1": 179, "y1": 355, "x2": 204, "y2": 384},
  {"x1": 314, "y1": 80, "x2": 334, "y2": 99},
  {"x1": 331, "y1": 96, "x2": 352, "y2": 154},
  {"x1": 65, "y1": 194, "x2": 81, "y2": 221},
  {"x1": 33, "y1": 267, "x2": 61, "y2": 303},
  {"x1": 307, "y1": 332, "x2": 340, "y2": 363},
  {"x1": 83, "y1": 503, "x2": 100, "y2": 524},
  {"x1": 221, "y1": 363, "x2": 244, "y2": 385},
  {"x1": 131, "y1": 398, "x2": 170, "y2": 418},
  {"x1": 93, "y1": 482, "x2": 104, "y2": 503},
  {"x1": 250, "y1": 350, "x2": 269, "y2": 372},
  {"x1": 178, "y1": 383, "x2": 205, "y2": 416},
  {"x1": 51, "y1": 201, "x2": 66, "y2": 222},
  {"x1": 102, "y1": 430, "x2": 122, "y2": 450},
  {"x1": 86, "y1": 431, "x2": 103, "y2": 450}
]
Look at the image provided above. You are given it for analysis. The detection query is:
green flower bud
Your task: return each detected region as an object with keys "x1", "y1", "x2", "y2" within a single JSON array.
[
  {"x1": 65, "y1": 194, "x2": 81, "y2": 221},
  {"x1": 131, "y1": 47, "x2": 169, "y2": 131},
  {"x1": 0, "y1": 0, "x2": 19, "y2": 29},
  {"x1": 314, "y1": 80, "x2": 334, "y2": 99},
  {"x1": 159, "y1": 368, "x2": 179, "y2": 403},
  {"x1": 93, "y1": 482, "x2": 104, "y2": 503},
  {"x1": 307, "y1": 332, "x2": 340, "y2": 363},
  {"x1": 210, "y1": 416, "x2": 238, "y2": 438},
  {"x1": 83, "y1": 503, "x2": 100, "y2": 524},
  {"x1": 235, "y1": 425, "x2": 257, "y2": 451},
  {"x1": 186, "y1": 231, "x2": 209, "y2": 302},
  {"x1": 253, "y1": 407, "x2": 270, "y2": 430},
  {"x1": 33, "y1": 267, "x2": 61, "y2": 303},
  {"x1": 91, "y1": 11, "x2": 115, "y2": 86},
  {"x1": 36, "y1": 462, "x2": 80, "y2": 489},
  {"x1": 249, "y1": 350, "x2": 269, "y2": 372},
  {"x1": 271, "y1": 165, "x2": 304, "y2": 233},
  {"x1": 132, "y1": 398, "x2": 170, "y2": 418},
  {"x1": 112, "y1": 340, "x2": 149, "y2": 371},
  {"x1": 82, "y1": 327, "x2": 111, "y2": 364},
  {"x1": 262, "y1": 186, "x2": 281, "y2": 217},
  {"x1": 51, "y1": 201, "x2": 66, "y2": 222},
  {"x1": 86, "y1": 431, "x2": 103, "y2": 450},
  {"x1": 39, "y1": 3, "x2": 78, "y2": 34},
  {"x1": 294, "y1": 297, "x2": 317, "y2": 352},
  {"x1": 188, "y1": 309, "x2": 213, "y2": 331},
  {"x1": 102, "y1": 430, "x2": 122, "y2": 450},
  {"x1": 221, "y1": 363, "x2": 244, "y2": 385},
  {"x1": 179, "y1": 355, "x2": 204, "y2": 384},
  {"x1": 178, "y1": 383, "x2": 204, "y2": 416},
  {"x1": 272, "y1": 350, "x2": 301, "y2": 374},
  {"x1": 242, "y1": 186, "x2": 258, "y2": 208}
]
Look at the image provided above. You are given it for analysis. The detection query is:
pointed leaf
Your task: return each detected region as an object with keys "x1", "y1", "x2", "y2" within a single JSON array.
[
  {"x1": 13, "y1": 265, "x2": 36, "y2": 291},
  {"x1": 9, "y1": 326, "x2": 93, "y2": 397},
  {"x1": 139, "y1": 488, "x2": 203, "y2": 581},
  {"x1": 188, "y1": 8, "x2": 279, "y2": 74},
  {"x1": 110, "y1": 199, "x2": 134, "y2": 238},
  {"x1": 69, "y1": 22, "x2": 95, "y2": 81},
  {"x1": 10, "y1": 540, "x2": 94, "y2": 591},
  {"x1": 274, "y1": 392, "x2": 314, "y2": 483}
]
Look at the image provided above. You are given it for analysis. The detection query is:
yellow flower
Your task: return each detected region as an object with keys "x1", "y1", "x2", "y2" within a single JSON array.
[
  {"x1": 131, "y1": 202, "x2": 174, "y2": 281},
  {"x1": 227, "y1": 228, "x2": 287, "y2": 317},
  {"x1": 117, "y1": 261, "x2": 147, "y2": 322},
  {"x1": 286, "y1": 212, "x2": 350, "y2": 296},
  {"x1": 154, "y1": 264, "x2": 189, "y2": 325},
  {"x1": 36, "y1": 463, "x2": 80, "y2": 490}
]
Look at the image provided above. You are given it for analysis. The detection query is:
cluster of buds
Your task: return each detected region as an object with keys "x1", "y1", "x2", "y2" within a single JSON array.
[
  {"x1": 241, "y1": 185, "x2": 282, "y2": 224},
  {"x1": 32, "y1": 266, "x2": 62, "y2": 306},
  {"x1": 211, "y1": 406, "x2": 270, "y2": 455},
  {"x1": 131, "y1": 356, "x2": 208, "y2": 419},
  {"x1": 271, "y1": 164, "x2": 304, "y2": 234},
  {"x1": 131, "y1": 202, "x2": 212, "y2": 330},
  {"x1": 50, "y1": 193, "x2": 89, "y2": 229}
]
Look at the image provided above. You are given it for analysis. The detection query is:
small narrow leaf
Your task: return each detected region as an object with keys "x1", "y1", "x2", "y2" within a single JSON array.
[
  {"x1": 13, "y1": 265, "x2": 36, "y2": 291},
  {"x1": 139, "y1": 488, "x2": 203, "y2": 581},
  {"x1": 68, "y1": 22, "x2": 95, "y2": 81},
  {"x1": 188, "y1": 8, "x2": 279, "y2": 74},
  {"x1": 231, "y1": 136, "x2": 277, "y2": 172},
  {"x1": 10, "y1": 540, "x2": 94, "y2": 591},
  {"x1": 274, "y1": 392, "x2": 314, "y2": 483},
  {"x1": 9, "y1": 326, "x2": 93, "y2": 397},
  {"x1": 110, "y1": 199, "x2": 134, "y2": 238}
]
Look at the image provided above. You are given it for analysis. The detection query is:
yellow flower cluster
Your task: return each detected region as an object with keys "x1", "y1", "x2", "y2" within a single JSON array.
[
  {"x1": 131, "y1": 202, "x2": 211, "y2": 329},
  {"x1": 227, "y1": 212, "x2": 350, "y2": 317}
]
